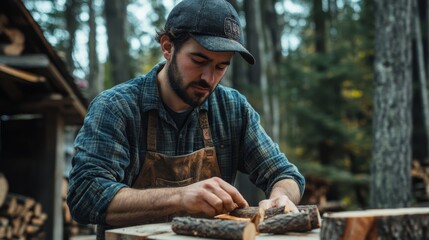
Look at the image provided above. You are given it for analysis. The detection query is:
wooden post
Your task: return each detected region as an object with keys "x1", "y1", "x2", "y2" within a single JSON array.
[{"x1": 42, "y1": 109, "x2": 65, "y2": 240}]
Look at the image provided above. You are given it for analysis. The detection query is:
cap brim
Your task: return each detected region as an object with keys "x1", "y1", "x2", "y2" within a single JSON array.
[{"x1": 190, "y1": 34, "x2": 255, "y2": 65}]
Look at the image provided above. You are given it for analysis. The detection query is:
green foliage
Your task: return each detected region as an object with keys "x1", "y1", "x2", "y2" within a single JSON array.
[{"x1": 278, "y1": 0, "x2": 374, "y2": 205}]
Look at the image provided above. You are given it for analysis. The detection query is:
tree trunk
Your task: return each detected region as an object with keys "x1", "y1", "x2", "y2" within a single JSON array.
[
  {"x1": 313, "y1": 0, "x2": 326, "y2": 53},
  {"x1": 371, "y1": 0, "x2": 412, "y2": 208},
  {"x1": 87, "y1": 0, "x2": 100, "y2": 101},
  {"x1": 263, "y1": 0, "x2": 282, "y2": 142},
  {"x1": 64, "y1": 0, "x2": 80, "y2": 73},
  {"x1": 244, "y1": 0, "x2": 262, "y2": 87},
  {"x1": 226, "y1": 0, "x2": 246, "y2": 90},
  {"x1": 244, "y1": 0, "x2": 271, "y2": 137},
  {"x1": 104, "y1": 0, "x2": 130, "y2": 86}
]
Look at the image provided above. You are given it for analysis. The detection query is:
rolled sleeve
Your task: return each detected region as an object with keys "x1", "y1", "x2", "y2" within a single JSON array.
[
  {"x1": 67, "y1": 94, "x2": 133, "y2": 225},
  {"x1": 240, "y1": 101, "x2": 305, "y2": 198}
]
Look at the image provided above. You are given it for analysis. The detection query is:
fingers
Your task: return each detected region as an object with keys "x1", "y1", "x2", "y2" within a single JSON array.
[
  {"x1": 213, "y1": 177, "x2": 249, "y2": 208},
  {"x1": 203, "y1": 177, "x2": 247, "y2": 213},
  {"x1": 181, "y1": 177, "x2": 248, "y2": 216},
  {"x1": 258, "y1": 199, "x2": 272, "y2": 210},
  {"x1": 258, "y1": 195, "x2": 299, "y2": 213}
]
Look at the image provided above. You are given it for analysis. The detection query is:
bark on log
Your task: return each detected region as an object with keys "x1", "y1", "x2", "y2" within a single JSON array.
[
  {"x1": 216, "y1": 207, "x2": 264, "y2": 228},
  {"x1": 320, "y1": 208, "x2": 429, "y2": 240},
  {"x1": 230, "y1": 206, "x2": 289, "y2": 219},
  {"x1": 230, "y1": 205, "x2": 320, "y2": 228},
  {"x1": 297, "y1": 205, "x2": 321, "y2": 229},
  {"x1": 258, "y1": 212, "x2": 312, "y2": 234},
  {"x1": 229, "y1": 207, "x2": 261, "y2": 218},
  {"x1": 0, "y1": 174, "x2": 7, "y2": 208},
  {"x1": 172, "y1": 217, "x2": 256, "y2": 240}
]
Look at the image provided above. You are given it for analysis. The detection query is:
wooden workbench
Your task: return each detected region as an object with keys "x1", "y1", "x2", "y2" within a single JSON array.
[{"x1": 105, "y1": 222, "x2": 320, "y2": 240}]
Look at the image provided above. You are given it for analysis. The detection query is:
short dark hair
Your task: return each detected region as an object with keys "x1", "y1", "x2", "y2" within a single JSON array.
[{"x1": 155, "y1": 28, "x2": 191, "y2": 53}]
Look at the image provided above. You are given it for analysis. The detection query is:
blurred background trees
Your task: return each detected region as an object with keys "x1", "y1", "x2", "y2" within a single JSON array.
[{"x1": 21, "y1": 0, "x2": 429, "y2": 211}]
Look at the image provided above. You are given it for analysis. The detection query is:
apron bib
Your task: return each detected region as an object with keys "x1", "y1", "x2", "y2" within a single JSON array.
[{"x1": 132, "y1": 110, "x2": 221, "y2": 222}]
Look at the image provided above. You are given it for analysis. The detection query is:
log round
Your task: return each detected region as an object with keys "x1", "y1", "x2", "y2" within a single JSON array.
[
  {"x1": 0, "y1": 173, "x2": 8, "y2": 207},
  {"x1": 320, "y1": 208, "x2": 429, "y2": 240},
  {"x1": 258, "y1": 212, "x2": 312, "y2": 234},
  {"x1": 297, "y1": 205, "x2": 321, "y2": 229},
  {"x1": 172, "y1": 217, "x2": 256, "y2": 240}
]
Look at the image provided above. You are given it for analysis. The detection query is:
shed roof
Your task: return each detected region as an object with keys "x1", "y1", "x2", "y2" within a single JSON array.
[{"x1": 0, "y1": 0, "x2": 87, "y2": 125}]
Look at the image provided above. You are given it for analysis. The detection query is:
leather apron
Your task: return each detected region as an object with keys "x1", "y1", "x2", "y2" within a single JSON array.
[{"x1": 131, "y1": 109, "x2": 221, "y2": 223}]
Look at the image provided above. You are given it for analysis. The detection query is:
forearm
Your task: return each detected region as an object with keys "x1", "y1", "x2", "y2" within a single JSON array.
[
  {"x1": 270, "y1": 178, "x2": 301, "y2": 204},
  {"x1": 105, "y1": 187, "x2": 183, "y2": 227}
]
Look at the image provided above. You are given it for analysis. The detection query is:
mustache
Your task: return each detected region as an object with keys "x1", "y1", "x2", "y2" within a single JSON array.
[{"x1": 192, "y1": 80, "x2": 211, "y2": 89}]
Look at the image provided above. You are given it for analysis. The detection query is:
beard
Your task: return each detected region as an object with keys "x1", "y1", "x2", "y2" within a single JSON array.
[{"x1": 167, "y1": 54, "x2": 215, "y2": 108}]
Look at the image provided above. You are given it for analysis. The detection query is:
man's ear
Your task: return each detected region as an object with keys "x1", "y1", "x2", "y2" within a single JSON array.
[{"x1": 160, "y1": 35, "x2": 173, "y2": 61}]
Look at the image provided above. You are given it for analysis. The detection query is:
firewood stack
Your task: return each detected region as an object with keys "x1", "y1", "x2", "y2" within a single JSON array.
[{"x1": 0, "y1": 174, "x2": 47, "y2": 239}]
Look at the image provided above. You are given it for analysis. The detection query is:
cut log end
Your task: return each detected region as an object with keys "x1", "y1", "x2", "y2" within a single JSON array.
[{"x1": 321, "y1": 208, "x2": 429, "y2": 240}]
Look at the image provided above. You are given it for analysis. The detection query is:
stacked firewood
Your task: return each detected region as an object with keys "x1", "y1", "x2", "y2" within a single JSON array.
[
  {"x1": 171, "y1": 205, "x2": 321, "y2": 239},
  {"x1": 0, "y1": 174, "x2": 47, "y2": 239}
]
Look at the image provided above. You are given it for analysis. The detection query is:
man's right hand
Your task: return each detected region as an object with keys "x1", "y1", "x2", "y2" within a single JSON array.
[{"x1": 180, "y1": 177, "x2": 248, "y2": 216}]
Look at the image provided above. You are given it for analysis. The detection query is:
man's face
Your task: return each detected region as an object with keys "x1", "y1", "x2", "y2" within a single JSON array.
[{"x1": 166, "y1": 38, "x2": 234, "y2": 107}]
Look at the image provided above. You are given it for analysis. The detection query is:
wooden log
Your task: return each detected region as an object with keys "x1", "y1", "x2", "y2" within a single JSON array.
[
  {"x1": 0, "y1": 173, "x2": 8, "y2": 208},
  {"x1": 229, "y1": 207, "x2": 260, "y2": 218},
  {"x1": 250, "y1": 207, "x2": 264, "y2": 227},
  {"x1": 25, "y1": 225, "x2": 40, "y2": 235},
  {"x1": 0, "y1": 217, "x2": 8, "y2": 227},
  {"x1": 0, "y1": 15, "x2": 25, "y2": 56},
  {"x1": 0, "y1": 226, "x2": 6, "y2": 239},
  {"x1": 172, "y1": 217, "x2": 256, "y2": 240},
  {"x1": 230, "y1": 205, "x2": 289, "y2": 219},
  {"x1": 320, "y1": 207, "x2": 429, "y2": 240},
  {"x1": 230, "y1": 205, "x2": 320, "y2": 226},
  {"x1": 6, "y1": 196, "x2": 17, "y2": 217},
  {"x1": 258, "y1": 212, "x2": 312, "y2": 234},
  {"x1": 297, "y1": 205, "x2": 321, "y2": 229}
]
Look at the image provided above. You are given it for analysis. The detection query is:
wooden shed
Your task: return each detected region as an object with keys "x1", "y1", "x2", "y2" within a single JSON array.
[{"x1": 0, "y1": 0, "x2": 87, "y2": 239}]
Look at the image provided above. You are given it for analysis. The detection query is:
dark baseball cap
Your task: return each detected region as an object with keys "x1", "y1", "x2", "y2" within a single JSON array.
[{"x1": 165, "y1": 0, "x2": 255, "y2": 64}]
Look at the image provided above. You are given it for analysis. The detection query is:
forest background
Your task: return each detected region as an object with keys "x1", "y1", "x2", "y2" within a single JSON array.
[{"x1": 22, "y1": 0, "x2": 429, "y2": 211}]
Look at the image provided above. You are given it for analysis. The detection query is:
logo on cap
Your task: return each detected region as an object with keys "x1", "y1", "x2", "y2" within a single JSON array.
[{"x1": 224, "y1": 17, "x2": 240, "y2": 41}]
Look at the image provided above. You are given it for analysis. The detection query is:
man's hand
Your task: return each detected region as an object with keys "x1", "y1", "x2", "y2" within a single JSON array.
[
  {"x1": 180, "y1": 177, "x2": 248, "y2": 216},
  {"x1": 258, "y1": 178, "x2": 301, "y2": 212},
  {"x1": 258, "y1": 195, "x2": 299, "y2": 212}
]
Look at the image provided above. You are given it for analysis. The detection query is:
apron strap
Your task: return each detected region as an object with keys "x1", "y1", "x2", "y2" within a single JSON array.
[
  {"x1": 199, "y1": 111, "x2": 214, "y2": 149},
  {"x1": 147, "y1": 110, "x2": 158, "y2": 152}
]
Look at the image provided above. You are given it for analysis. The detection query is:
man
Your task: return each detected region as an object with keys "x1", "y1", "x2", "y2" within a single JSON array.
[{"x1": 67, "y1": 0, "x2": 305, "y2": 238}]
